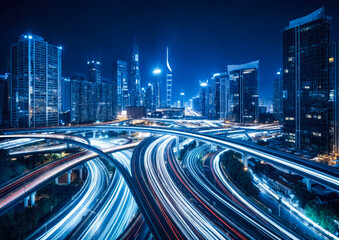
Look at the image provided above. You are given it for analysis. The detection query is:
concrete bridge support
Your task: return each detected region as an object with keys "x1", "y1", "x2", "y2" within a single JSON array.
[
  {"x1": 78, "y1": 166, "x2": 83, "y2": 180},
  {"x1": 305, "y1": 178, "x2": 312, "y2": 192},
  {"x1": 241, "y1": 154, "x2": 249, "y2": 168},
  {"x1": 67, "y1": 170, "x2": 72, "y2": 185},
  {"x1": 30, "y1": 192, "x2": 36, "y2": 206},
  {"x1": 24, "y1": 196, "x2": 30, "y2": 207}
]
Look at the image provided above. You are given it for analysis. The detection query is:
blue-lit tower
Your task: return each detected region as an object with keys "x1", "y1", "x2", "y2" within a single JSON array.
[
  {"x1": 130, "y1": 39, "x2": 141, "y2": 106},
  {"x1": 282, "y1": 8, "x2": 334, "y2": 154},
  {"x1": 10, "y1": 34, "x2": 62, "y2": 128},
  {"x1": 166, "y1": 47, "x2": 173, "y2": 107}
]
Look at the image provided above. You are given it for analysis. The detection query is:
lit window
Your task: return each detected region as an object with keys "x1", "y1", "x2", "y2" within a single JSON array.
[
  {"x1": 318, "y1": 115, "x2": 322, "y2": 119},
  {"x1": 284, "y1": 69, "x2": 289, "y2": 73},
  {"x1": 288, "y1": 57, "x2": 293, "y2": 62},
  {"x1": 283, "y1": 90, "x2": 287, "y2": 99},
  {"x1": 329, "y1": 57, "x2": 334, "y2": 63},
  {"x1": 306, "y1": 114, "x2": 312, "y2": 118}
]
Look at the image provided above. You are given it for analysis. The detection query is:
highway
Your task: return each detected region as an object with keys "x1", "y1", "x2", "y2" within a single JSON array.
[
  {"x1": 3, "y1": 126, "x2": 337, "y2": 192},
  {"x1": 0, "y1": 139, "x2": 138, "y2": 214},
  {"x1": 183, "y1": 145, "x2": 302, "y2": 239},
  {"x1": 170, "y1": 137, "x2": 301, "y2": 240},
  {"x1": 71, "y1": 151, "x2": 138, "y2": 240},
  {"x1": 0, "y1": 125, "x2": 338, "y2": 239},
  {"x1": 118, "y1": 213, "x2": 152, "y2": 240},
  {"x1": 133, "y1": 135, "x2": 253, "y2": 239},
  {"x1": 0, "y1": 138, "x2": 44, "y2": 150},
  {"x1": 27, "y1": 158, "x2": 109, "y2": 240},
  {"x1": 132, "y1": 136, "x2": 185, "y2": 239}
]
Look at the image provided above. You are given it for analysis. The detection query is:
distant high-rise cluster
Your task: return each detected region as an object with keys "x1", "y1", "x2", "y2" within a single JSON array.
[
  {"x1": 192, "y1": 61, "x2": 259, "y2": 124},
  {"x1": 4, "y1": 7, "x2": 339, "y2": 157},
  {"x1": 189, "y1": 7, "x2": 339, "y2": 155}
]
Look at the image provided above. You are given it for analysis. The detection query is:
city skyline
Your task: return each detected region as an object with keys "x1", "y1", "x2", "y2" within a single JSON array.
[
  {"x1": 1, "y1": 1, "x2": 339, "y2": 101},
  {"x1": 0, "y1": 2, "x2": 339, "y2": 239}
]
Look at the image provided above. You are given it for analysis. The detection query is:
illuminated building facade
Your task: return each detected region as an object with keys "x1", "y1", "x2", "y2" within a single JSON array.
[
  {"x1": 282, "y1": 8, "x2": 335, "y2": 154},
  {"x1": 166, "y1": 47, "x2": 173, "y2": 107},
  {"x1": 199, "y1": 81, "x2": 208, "y2": 116},
  {"x1": 227, "y1": 61, "x2": 259, "y2": 124},
  {"x1": 209, "y1": 72, "x2": 228, "y2": 119},
  {"x1": 112, "y1": 60, "x2": 129, "y2": 115},
  {"x1": 10, "y1": 34, "x2": 62, "y2": 128},
  {"x1": 153, "y1": 69, "x2": 162, "y2": 109},
  {"x1": 130, "y1": 40, "x2": 141, "y2": 106},
  {"x1": 180, "y1": 93, "x2": 185, "y2": 108},
  {"x1": 273, "y1": 70, "x2": 283, "y2": 122}
]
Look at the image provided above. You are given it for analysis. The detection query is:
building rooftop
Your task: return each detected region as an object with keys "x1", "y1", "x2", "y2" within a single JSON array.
[
  {"x1": 228, "y1": 60, "x2": 259, "y2": 72},
  {"x1": 20, "y1": 34, "x2": 45, "y2": 41},
  {"x1": 285, "y1": 7, "x2": 329, "y2": 30}
]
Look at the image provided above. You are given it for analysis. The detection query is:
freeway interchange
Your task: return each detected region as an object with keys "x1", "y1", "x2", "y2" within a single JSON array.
[{"x1": 0, "y1": 123, "x2": 338, "y2": 240}]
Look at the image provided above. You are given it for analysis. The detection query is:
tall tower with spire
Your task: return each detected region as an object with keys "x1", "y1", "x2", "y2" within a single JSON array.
[
  {"x1": 166, "y1": 47, "x2": 173, "y2": 107},
  {"x1": 130, "y1": 36, "x2": 141, "y2": 106}
]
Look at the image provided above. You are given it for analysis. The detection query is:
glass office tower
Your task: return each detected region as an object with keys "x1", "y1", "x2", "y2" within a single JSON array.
[
  {"x1": 10, "y1": 34, "x2": 62, "y2": 128},
  {"x1": 209, "y1": 73, "x2": 228, "y2": 119},
  {"x1": 86, "y1": 60, "x2": 101, "y2": 122},
  {"x1": 282, "y1": 8, "x2": 334, "y2": 154},
  {"x1": 130, "y1": 41, "x2": 141, "y2": 106},
  {"x1": 273, "y1": 70, "x2": 283, "y2": 123},
  {"x1": 227, "y1": 61, "x2": 259, "y2": 124},
  {"x1": 113, "y1": 60, "x2": 129, "y2": 115}
]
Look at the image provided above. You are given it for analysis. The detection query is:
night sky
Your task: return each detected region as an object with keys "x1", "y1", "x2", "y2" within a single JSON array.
[{"x1": 1, "y1": 0, "x2": 339, "y2": 102}]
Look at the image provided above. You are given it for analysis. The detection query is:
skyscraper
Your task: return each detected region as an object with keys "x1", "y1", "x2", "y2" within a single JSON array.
[
  {"x1": 10, "y1": 34, "x2": 62, "y2": 128},
  {"x1": 273, "y1": 70, "x2": 283, "y2": 123},
  {"x1": 112, "y1": 60, "x2": 128, "y2": 115},
  {"x1": 140, "y1": 87, "x2": 146, "y2": 107},
  {"x1": 87, "y1": 60, "x2": 101, "y2": 83},
  {"x1": 70, "y1": 74, "x2": 87, "y2": 124},
  {"x1": 209, "y1": 73, "x2": 228, "y2": 119},
  {"x1": 180, "y1": 93, "x2": 185, "y2": 108},
  {"x1": 199, "y1": 81, "x2": 208, "y2": 117},
  {"x1": 61, "y1": 77, "x2": 71, "y2": 113},
  {"x1": 101, "y1": 77, "x2": 114, "y2": 122},
  {"x1": 166, "y1": 47, "x2": 173, "y2": 107},
  {"x1": 282, "y1": 8, "x2": 334, "y2": 154},
  {"x1": 60, "y1": 77, "x2": 71, "y2": 125},
  {"x1": 86, "y1": 60, "x2": 101, "y2": 122},
  {"x1": 130, "y1": 39, "x2": 141, "y2": 106},
  {"x1": 227, "y1": 61, "x2": 259, "y2": 124},
  {"x1": 146, "y1": 83, "x2": 155, "y2": 111},
  {"x1": 0, "y1": 73, "x2": 9, "y2": 127},
  {"x1": 192, "y1": 96, "x2": 200, "y2": 113},
  {"x1": 332, "y1": 42, "x2": 339, "y2": 153},
  {"x1": 153, "y1": 69, "x2": 162, "y2": 109}
]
